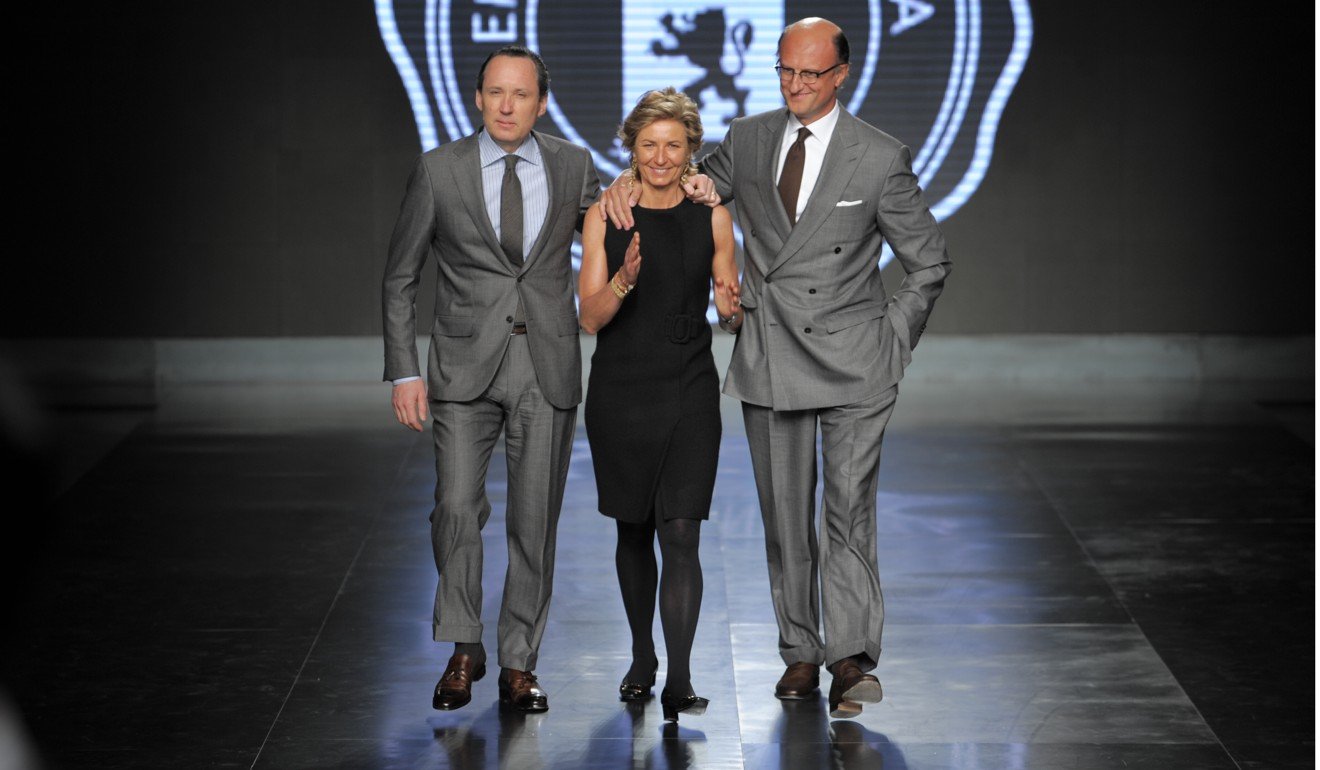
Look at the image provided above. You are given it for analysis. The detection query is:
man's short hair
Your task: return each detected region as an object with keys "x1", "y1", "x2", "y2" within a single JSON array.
[{"x1": 475, "y1": 45, "x2": 550, "y2": 98}]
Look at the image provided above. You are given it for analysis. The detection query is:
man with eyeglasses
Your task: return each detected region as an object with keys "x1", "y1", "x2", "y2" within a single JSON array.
[{"x1": 602, "y1": 16, "x2": 951, "y2": 719}]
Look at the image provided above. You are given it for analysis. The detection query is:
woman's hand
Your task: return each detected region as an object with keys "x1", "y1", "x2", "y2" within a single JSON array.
[
  {"x1": 714, "y1": 274, "x2": 740, "y2": 316},
  {"x1": 619, "y1": 232, "x2": 642, "y2": 286},
  {"x1": 714, "y1": 274, "x2": 742, "y2": 333}
]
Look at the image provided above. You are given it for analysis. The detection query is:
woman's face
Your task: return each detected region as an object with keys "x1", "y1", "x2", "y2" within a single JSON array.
[{"x1": 633, "y1": 119, "x2": 689, "y2": 191}]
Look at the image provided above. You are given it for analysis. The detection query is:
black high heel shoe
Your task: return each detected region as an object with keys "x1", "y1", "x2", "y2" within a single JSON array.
[
  {"x1": 618, "y1": 660, "x2": 659, "y2": 702},
  {"x1": 660, "y1": 689, "x2": 709, "y2": 722}
]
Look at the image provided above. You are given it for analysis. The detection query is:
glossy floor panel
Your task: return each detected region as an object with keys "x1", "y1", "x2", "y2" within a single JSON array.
[{"x1": 2, "y1": 380, "x2": 1311, "y2": 768}]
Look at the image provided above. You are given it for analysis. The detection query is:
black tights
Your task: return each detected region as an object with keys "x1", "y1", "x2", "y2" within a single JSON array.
[{"x1": 615, "y1": 514, "x2": 703, "y2": 697}]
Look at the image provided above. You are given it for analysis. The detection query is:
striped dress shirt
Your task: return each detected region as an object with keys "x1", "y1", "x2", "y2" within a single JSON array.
[{"x1": 478, "y1": 129, "x2": 549, "y2": 259}]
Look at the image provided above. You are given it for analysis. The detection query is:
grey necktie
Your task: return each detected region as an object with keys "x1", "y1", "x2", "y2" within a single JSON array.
[
  {"x1": 777, "y1": 127, "x2": 810, "y2": 226},
  {"x1": 500, "y1": 155, "x2": 523, "y2": 267}
]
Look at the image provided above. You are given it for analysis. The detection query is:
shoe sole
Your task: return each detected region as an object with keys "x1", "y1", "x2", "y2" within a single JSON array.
[
  {"x1": 774, "y1": 689, "x2": 819, "y2": 701},
  {"x1": 662, "y1": 696, "x2": 709, "y2": 722},
  {"x1": 842, "y1": 679, "x2": 883, "y2": 703},
  {"x1": 829, "y1": 699, "x2": 863, "y2": 719},
  {"x1": 432, "y1": 697, "x2": 471, "y2": 711},
  {"x1": 499, "y1": 697, "x2": 549, "y2": 713}
]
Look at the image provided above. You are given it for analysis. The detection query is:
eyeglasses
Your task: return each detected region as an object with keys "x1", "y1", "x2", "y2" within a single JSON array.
[{"x1": 774, "y1": 63, "x2": 844, "y2": 84}]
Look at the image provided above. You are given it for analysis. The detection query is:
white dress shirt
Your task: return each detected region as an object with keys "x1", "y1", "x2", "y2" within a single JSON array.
[{"x1": 774, "y1": 101, "x2": 842, "y2": 223}]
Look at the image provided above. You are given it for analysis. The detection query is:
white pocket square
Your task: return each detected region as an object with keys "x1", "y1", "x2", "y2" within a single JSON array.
[{"x1": 835, "y1": 200, "x2": 865, "y2": 207}]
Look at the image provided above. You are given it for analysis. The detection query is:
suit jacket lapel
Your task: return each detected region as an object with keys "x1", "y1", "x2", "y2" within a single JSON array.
[
  {"x1": 768, "y1": 110, "x2": 863, "y2": 276},
  {"x1": 757, "y1": 116, "x2": 792, "y2": 251},
  {"x1": 451, "y1": 134, "x2": 511, "y2": 272},
  {"x1": 520, "y1": 131, "x2": 562, "y2": 274}
]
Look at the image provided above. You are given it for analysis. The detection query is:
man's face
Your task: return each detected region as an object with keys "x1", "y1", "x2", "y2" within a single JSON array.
[
  {"x1": 777, "y1": 27, "x2": 848, "y2": 126},
  {"x1": 475, "y1": 56, "x2": 548, "y2": 153}
]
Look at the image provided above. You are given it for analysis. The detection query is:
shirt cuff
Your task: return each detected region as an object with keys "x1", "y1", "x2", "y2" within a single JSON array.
[{"x1": 392, "y1": 376, "x2": 422, "y2": 386}]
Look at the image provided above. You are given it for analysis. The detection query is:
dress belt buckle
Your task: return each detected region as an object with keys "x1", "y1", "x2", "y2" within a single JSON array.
[
  {"x1": 666, "y1": 313, "x2": 693, "y2": 344},
  {"x1": 510, "y1": 322, "x2": 527, "y2": 336}
]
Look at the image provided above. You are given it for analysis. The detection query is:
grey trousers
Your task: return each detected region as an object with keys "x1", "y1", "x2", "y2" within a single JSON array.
[
  {"x1": 741, "y1": 385, "x2": 899, "y2": 673},
  {"x1": 428, "y1": 334, "x2": 577, "y2": 671}
]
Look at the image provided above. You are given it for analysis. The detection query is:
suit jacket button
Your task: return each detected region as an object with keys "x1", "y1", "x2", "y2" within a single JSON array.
[
  {"x1": 517, "y1": 276, "x2": 524, "y2": 283},
  {"x1": 804, "y1": 327, "x2": 812, "y2": 334},
  {"x1": 506, "y1": 315, "x2": 514, "y2": 323},
  {"x1": 765, "y1": 276, "x2": 773, "y2": 284},
  {"x1": 834, "y1": 247, "x2": 842, "y2": 254},
  {"x1": 808, "y1": 288, "x2": 817, "y2": 294}
]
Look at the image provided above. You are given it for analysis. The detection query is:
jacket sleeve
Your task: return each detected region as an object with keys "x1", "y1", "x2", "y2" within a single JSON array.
[
  {"x1": 381, "y1": 156, "x2": 436, "y2": 381},
  {"x1": 576, "y1": 150, "x2": 603, "y2": 232},
  {"x1": 699, "y1": 121, "x2": 738, "y2": 203},
  {"x1": 878, "y1": 144, "x2": 951, "y2": 351}
]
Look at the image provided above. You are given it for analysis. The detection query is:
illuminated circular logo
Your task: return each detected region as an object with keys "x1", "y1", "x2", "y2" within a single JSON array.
[{"x1": 378, "y1": 0, "x2": 1031, "y2": 270}]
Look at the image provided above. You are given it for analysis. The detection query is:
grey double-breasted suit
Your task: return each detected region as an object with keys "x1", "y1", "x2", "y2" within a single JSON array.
[
  {"x1": 382, "y1": 130, "x2": 600, "y2": 670},
  {"x1": 704, "y1": 106, "x2": 951, "y2": 669}
]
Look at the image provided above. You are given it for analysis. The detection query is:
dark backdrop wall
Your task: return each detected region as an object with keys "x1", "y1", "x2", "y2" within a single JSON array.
[{"x1": 8, "y1": 2, "x2": 1312, "y2": 337}]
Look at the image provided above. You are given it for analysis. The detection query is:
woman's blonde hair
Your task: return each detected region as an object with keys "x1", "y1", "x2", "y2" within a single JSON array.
[{"x1": 618, "y1": 87, "x2": 703, "y2": 182}]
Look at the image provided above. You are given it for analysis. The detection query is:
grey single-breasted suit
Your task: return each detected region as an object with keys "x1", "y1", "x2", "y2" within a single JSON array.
[
  {"x1": 383, "y1": 131, "x2": 599, "y2": 407},
  {"x1": 382, "y1": 130, "x2": 600, "y2": 671},
  {"x1": 703, "y1": 106, "x2": 951, "y2": 670}
]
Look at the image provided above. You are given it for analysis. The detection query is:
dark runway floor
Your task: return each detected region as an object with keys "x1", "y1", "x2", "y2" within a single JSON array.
[{"x1": 1, "y1": 380, "x2": 1312, "y2": 769}]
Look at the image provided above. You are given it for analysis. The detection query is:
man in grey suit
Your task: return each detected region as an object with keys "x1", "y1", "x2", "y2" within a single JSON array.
[
  {"x1": 604, "y1": 17, "x2": 950, "y2": 718},
  {"x1": 382, "y1": 45, "x2": 601, "y2": 713}
]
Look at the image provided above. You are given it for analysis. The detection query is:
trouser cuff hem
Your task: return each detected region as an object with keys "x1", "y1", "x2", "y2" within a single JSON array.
[
  {"x1": 825, "y1": 640, "x2": 881, "y2": 672},
  {"x1": 498, "y1": 652, "x2": 537, "y2": 672},
  {"x1": 779, "y1": 646, "x2": 825, "y2": 667},
  {"x1": 433, "y1": 624, "x2": 484, "y2": 643}
]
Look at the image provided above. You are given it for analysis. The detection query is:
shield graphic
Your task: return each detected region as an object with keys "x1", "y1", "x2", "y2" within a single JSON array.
[{"x1": 377, "y1": 0, "x2": 1032, "y2": 274}]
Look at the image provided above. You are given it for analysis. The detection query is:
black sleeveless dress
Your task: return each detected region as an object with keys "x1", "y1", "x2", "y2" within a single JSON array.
[{"x1": 584, "y1": 199, "x2": 721, "y2": 522}]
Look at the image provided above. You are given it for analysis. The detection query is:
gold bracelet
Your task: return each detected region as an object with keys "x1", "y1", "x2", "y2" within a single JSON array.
[{"x1": 610, "y1": 273, "x2": 633, "y2": 299}]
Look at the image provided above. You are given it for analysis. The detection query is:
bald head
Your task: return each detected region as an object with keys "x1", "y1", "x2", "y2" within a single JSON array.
[
  {"x1": 778, "y1": 17, "x2": 849, "y2": 67},
  {"x1": 776, "y1": 17, "x2": 850, "y2": 125}
]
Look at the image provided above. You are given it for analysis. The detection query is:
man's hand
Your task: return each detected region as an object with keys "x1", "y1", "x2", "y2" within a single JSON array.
[
  {"x1": 392, "y1": 379, "x2": 428, "y2": 431},
  {"x1": 599, "y1": 173, "x2": 642, "y2": 230},
  {"x1": 681, "y1": 174, "x2": 721, "y2": 207}
]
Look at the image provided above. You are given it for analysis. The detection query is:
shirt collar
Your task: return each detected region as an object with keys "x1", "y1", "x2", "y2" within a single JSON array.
[
  {"x1": 784, "y1": 101, "x2": 841, "y2": 147},
  {"x1": 479, "y1": 129, "x2": 542, "y2": 168}
]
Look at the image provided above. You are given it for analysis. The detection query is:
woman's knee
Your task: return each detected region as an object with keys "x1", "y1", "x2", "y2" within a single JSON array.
[
  {"x1": 616, "y1": 519, "x2": 654, "y2": 551},
  {"x1": 658, "y1": 518, "x2": 701, "y2": 554}
]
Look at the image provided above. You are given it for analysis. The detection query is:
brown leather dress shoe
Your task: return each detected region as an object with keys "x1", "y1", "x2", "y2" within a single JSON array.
[
  {"x1": 774, "y1": 662, "x2": 821, "y2": 700},
  {"x1": 433, "y1": 653, "x2": 486, "y2": 711},
  {"x1": 498, "y1": 668, "x2": 549, "y2": 713},
  {"x1": 827, "y1": 658, "x2": 883, "y2": 719}
]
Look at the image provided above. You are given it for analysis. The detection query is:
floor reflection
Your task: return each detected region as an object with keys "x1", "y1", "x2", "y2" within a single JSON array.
[
  {"x1": 772, "y1": 700, "x2": 908, "y2": 769},
  {"x1": 429, "y1": 704, "x2": 549, "y2": 769},
  {"x1": 579, "y1": 701, "x2": 710, "y2": 769}
]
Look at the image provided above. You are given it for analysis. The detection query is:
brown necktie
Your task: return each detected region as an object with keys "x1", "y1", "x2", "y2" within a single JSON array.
[{"x1": 777, "y1": 127, "x2": 811, "y2": 226}]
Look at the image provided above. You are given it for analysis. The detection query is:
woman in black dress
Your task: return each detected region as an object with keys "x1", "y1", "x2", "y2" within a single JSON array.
[{"x1": 578, "y1": 87, "x2": 742, "y2": 722}]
